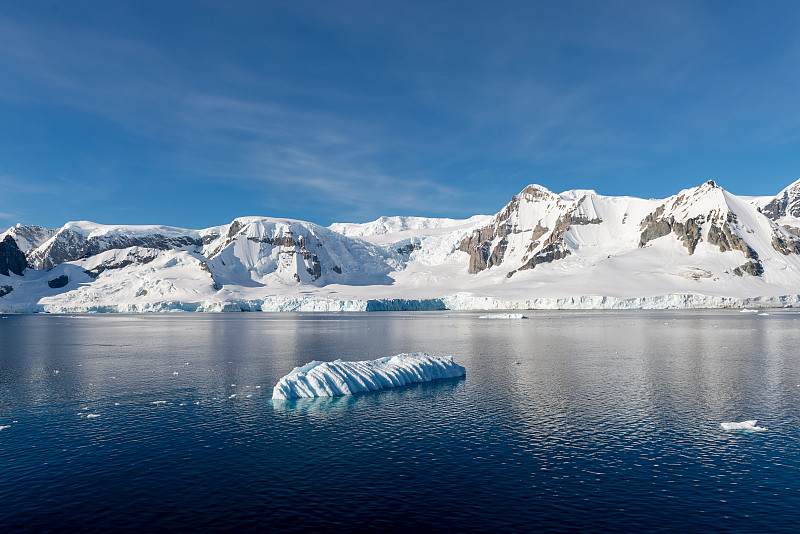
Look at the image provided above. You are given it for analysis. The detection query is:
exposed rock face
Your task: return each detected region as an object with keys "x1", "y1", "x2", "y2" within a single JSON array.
[
  {"x1": 84, "y1": 251, "x2": 158, "y2": 278},
  {"x1": 0, "y1": 285, "x2": 12, "y2": 297},
  {"x1": 28, "y1": 229, "x2": 202, "y2": 270},
  {"x1": 396, "y1": 242, "x2": 422, "y2": 256},
  {"x1": 0, "y1": 236, "x2": 28, "y2": 276},
  {"x1": 673, "y1": 218, "x2": 703, "y2": 254},
  {"x1": 639, "y1": 210, "x2": 703, "y2": 254},
  {"x1": 459, "y1": 224, "x2": 508, "y2": 274},
  {"x1": 772, "y1": 234, "x2": 800, "y2": 255},
  {"x1": 761, "y1": 180, "x2": 800, "y2": 220},
  {"x1": 733, "y1": 261, "x2": 764, "y2": 277},
  {"x1": 459, "y1": 190, "x2": 602, "y2": 275},
  {"x1": 47, "y1": 275, "x2": 69, "y2": 288},
  {"x1": 707, "y1": 222, "x2": 758, "y2": 258},
  {"x1": 2, "y1": 225, "x2": 57, "y2": 253},
  {"x1": 199, "y1": 261, "x2": 219, "y2": 290}
]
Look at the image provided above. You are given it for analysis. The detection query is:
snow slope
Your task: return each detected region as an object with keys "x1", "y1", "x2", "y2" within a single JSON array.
[{"x1": 4, "y1": 179, "x2": 800, "y2": 312}]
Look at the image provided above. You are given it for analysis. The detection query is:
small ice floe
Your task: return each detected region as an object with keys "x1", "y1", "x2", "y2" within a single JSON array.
[
  {"x1": 246, "y1": 394, "x2": 252, "y2": 398},
  {"x1": 151, "y1": 400, "x2": 168, "y2": 405},
  {"x1": 86, "y1": 414, "x2": 101, "y2": 419},
  {"x1": 228, "y1": 394, "x2": 238, "y2": 399},
  {"x1": 230, "y1": 384, "x2": 236, "y2": 387},
  {"x1": 720, "y1": 420, "x2": 767, "y2": 432},
  {"x1": 479, "y1": 313, "x2": 528, "y2": 319},
  {"x1": 53, "y1": 370, "x2": 60, "y2": 375},
  {"x1": 172, "y1": 371, "x2": 179, "y2": 376},
  {"x1": 114, "y1": 402, "x2": 120, "y2": 406},
  {"x1": 759, "y1": 313, "x2": 770, "y2": 316},
  {"x1": 740, "y1": 308, "x2": 759, "y2": 314},
  {"x1": 0, "y1": 425, "x2": 11, "y2": 431}
]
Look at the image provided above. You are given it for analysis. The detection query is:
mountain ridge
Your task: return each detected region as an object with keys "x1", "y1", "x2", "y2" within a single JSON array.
[{"x1": 3, "y1": 179, "x2": 800, "y2": 312}]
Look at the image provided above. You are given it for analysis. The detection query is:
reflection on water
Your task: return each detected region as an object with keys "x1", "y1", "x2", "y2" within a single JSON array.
[{"x1": 1, "y1": 311, "x2": 800, "y2": 533}]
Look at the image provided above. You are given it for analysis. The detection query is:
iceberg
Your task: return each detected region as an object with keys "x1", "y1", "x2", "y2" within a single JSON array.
[
  {"x1": 720, "y1": 420, "x2": 767, "y2": 431},
  {"x1": 272, "y1": 352, "x2": 466, "y2": 400},
  {"x1": 479, "y1": 313, "x2": 528, "y2": 319}
]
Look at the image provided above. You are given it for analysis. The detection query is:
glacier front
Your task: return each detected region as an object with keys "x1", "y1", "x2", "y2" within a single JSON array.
[{"x1": 271, "y1": 352, "x2": 466, "y2": 400}]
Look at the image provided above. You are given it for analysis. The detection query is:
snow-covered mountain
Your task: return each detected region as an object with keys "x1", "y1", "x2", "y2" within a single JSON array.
[
  {"x1": 751, "y1": 178, "x2": 800, "y2": 236},
  {"x1": 3, "y1": 179, "x2": 800, "y2": 312}
]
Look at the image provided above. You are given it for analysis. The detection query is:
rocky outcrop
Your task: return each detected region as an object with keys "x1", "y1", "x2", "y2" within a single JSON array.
[
  {"x1": 706, "y1": 222, "x2": 758, "y2": 259},
  {"x1": 510, "y1": 242, "x2": 570, "y2": 277},
  {"x1": 0, "y1": 236, "x2": 28, "y2": 276},
  {"x1": 771, "y1": 234, "x2": 800, "y2": 255},
  {"x1": 199, "y1": 261, "x2": 220, "y2": 290},
  {"x1": 28, "y1": 229, "x2": 202, "y2": 270},
  {"x1": 396, "y1": 242, "x2": 422, "y2": 256},
  {"x1": 459, "y1": 224, "x2": 508, "y2": 274},
  {"x1": 761, "y1": 180, "x2": 800, "y2": 220},
  {"x1": 0, "y1": 285, "x2": 12, "y2": 297},
  {"x1": 733, "y1": 261, "x2": 764, "y2": 277},
  {"x1": 460, "y1": 192, "x2": 600, "y2": 275},
  {"x1": 84, "y1": 251, "x2": 158, "y2": 278},
  {"x1": 639, "y1": 210, "x2": 703, "y2": 254},
  {"x1": 47, "y1": 275, "x2": 69, "y2": 288},
  {"x1": 673, "y1": 218, "x2": 703, "y2": 254},
  {"x1": 2, "y1": 225, "x2": 57, "y2": 253}
]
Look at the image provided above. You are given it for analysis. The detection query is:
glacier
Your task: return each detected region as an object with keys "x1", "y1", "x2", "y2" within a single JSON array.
[{"x1": 271, "y1": 352, "x2": 466, "y2": 400}]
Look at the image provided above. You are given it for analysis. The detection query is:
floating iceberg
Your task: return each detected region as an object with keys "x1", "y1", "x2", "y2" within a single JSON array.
[
  {"x1": 272, "y1": 352, "x2": 466, "y2": 400},
  {"x1": 720, "y1": 420, "x2": 766, "y2": 431},
  {"x1": 739, "y1": 308, "x2": 759, "y2": 314},
  {"x1": 479, "y1": 313, "x2": 528, "y2": 319}
]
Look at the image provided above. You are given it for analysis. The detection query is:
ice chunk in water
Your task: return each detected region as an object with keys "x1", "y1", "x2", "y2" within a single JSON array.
[
  {"x1": 272, "y1": 352, "x2": 466, "y2": 400},
  {"x1": 479, "y1": 313, "x2": 528, "y2": 319},
  {"x1": 720, "y1": 420, "x2": 766, "y2": 431}
]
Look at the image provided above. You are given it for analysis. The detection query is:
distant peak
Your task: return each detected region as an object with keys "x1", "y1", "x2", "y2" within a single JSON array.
[{"x1": 518, "y1": 184, "x2": 553, "y2": 200}]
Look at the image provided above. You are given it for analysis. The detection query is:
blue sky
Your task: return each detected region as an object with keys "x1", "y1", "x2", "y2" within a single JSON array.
[{"x1": 2, "y1": 1, "x2": 800, "y2": 229}]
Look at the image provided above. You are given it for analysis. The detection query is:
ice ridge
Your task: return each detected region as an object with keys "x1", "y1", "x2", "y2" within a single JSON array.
[{"x1": 272, "y1": 352, "x2": 466, "y2": 400}]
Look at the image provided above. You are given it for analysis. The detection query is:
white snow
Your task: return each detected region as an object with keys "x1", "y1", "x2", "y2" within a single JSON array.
[
  {"x1": 479, "y1": 313, "x2": 528, "y2": 319},
  {"x1": 720, "y1": 420, "x2": 766, "y2": 431},
  {"x1": 272, "y1": 352, "x2": 466, "y2": 400}
]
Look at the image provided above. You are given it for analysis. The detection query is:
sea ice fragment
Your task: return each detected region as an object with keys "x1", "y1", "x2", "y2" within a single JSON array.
[
  {"x1": 272, "y1": 352, "x2": 465, "y2": 400},
  {"x1": 720, "y1": 420, "x2": 766, "y2": 431}
]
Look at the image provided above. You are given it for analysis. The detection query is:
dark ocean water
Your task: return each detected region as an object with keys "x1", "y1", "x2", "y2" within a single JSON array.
[{"x1": 1, "y1": 311, "x2": 800, "y2": 533}]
